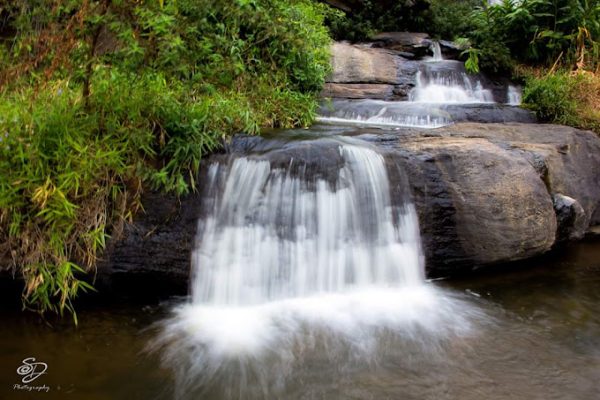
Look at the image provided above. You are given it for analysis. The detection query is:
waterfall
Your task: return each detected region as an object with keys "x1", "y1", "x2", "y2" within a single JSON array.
[
  {"x1": 507, "y1": 85, "x2": 522, "y2": 105},
  {"x1": 152, "y1": 138, "x2": 482, "y2": 398},
  {"x1": 409, "y1": 66, "x2": 495, "y2": 103},
  {"x1": 191, "y1": 143, "x2": 424, "y2": 306},
  {"x1": 427, "y1": 41, "x2": 444, "y2": 62}
]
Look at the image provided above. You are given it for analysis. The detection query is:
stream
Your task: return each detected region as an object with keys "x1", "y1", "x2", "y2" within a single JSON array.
[
  {"x1": 1, "y1": 240, "x2": 599, "y2": 399},
  {"x1": 2, "y1": 41, "x2": 599, "y2": 400}
]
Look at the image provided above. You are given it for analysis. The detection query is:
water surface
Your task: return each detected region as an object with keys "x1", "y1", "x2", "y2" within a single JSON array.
[{"x1": 1, "y1": 241, "x2": 599, "y2": 399}]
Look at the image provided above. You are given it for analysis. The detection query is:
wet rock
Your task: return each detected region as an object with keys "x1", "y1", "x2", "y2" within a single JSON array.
[
  {"x1": 322, "y1": 83, "x2": 396, "y2": 100},
  {"x1": 393, "y1": 136, "x2": 557, "y2": 272},
  {"x1": 438, "y1": 40, "x2": 464, "y2": 60},
  {"x1": 94, "y1": 190, "x2": 200, "y2": 296},
  {"x1": 94, "y1": 123, "x2": 600, "y2": 286},
  {"x1": 440, "y1": 104, "x2": 536, "y2": 123},
  {"x1": 553, "y1": 194, "x2": 587, "y2": 242}
]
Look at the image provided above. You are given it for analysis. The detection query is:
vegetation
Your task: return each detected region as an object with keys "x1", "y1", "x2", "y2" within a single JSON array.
[
  {"x1": 0, "y1": 0, "x2": 332, "y2": 321},
  {"x1": 522, "y1": 69, "x2": 600, "y2": 132},
  {"x1": 1, "y1": 0, "x2": 599, "y2": 322},
  {"x1": 460, "y1": 0, "x2": 600, "y2": 74},
  {"x1": 325, "y1": 0, "x2": 431, "y2": 42}
]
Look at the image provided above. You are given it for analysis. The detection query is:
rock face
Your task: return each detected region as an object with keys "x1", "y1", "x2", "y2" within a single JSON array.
[
  {"x1": 329, "y1": 42, "x2": 400, "y2": 84},
  {"x1": 382, "y1": 123, "x2": 600, "y2": 273},
  {"x1": 95, "y1": 123, "x2": 600, "y2": 288},
  {"x1": 325, "y1": 42, "x2": 407, "y2": 100},
  {"x1": 94, "y1": 190, "x2": 202, "y2": 296}
]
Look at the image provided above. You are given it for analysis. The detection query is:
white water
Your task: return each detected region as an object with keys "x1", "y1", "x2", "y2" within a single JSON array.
[
  {"x1": 507, "y1": 85, "x2": 522, "y2": 105},
  {"x1": 192, "y1": 145, "x2": 424, "y2": 304},
  {"x1": 317, "y1": 102, "x2": 451, "y2": 128},
  {"x1": 410, "y1": 42, "x2": 494, "y2": 104},
  {"x1": 426, "y1": 41, "x2": 444, "y2": 62},
  {"x1": 319, "y1": 41, "x2": 497, "y2": 128},
  {"x1": 409, "y1": 70, "x2": 495, "y2": 104},
  {"x1": 153, "y1": 141, "x2": 486, "y2": 398}
]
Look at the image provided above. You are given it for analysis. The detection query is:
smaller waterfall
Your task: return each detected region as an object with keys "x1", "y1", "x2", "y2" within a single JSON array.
[
  {"x1": 409, "y1": 66, "x2": 495, "y2": 104},
  {"x1": 507, "y1": 85, "x2": 522, "y2": 105},
  {"x1": 427, "y1": 41, "x2": 444, "y2": 62}
]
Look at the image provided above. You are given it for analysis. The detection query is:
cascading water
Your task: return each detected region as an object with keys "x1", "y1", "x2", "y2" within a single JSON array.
[
  {"x1": 426, "y1": 40, "x2": 444, "y2": 62},
  {"x1": 507, "y1": 85, "x2": 522, "y2": 105},
  {"x1": 152, "y1": 137, "x2": 485, "y2": 399},
  {"x1": 193, "y1": 145, "x2": 423, "y2": 304},
  {"x1": 317, "y1": 41, "x2": 502, "y2": 129},
  {"x1": 317, "y1": 100, "x2": 452, "y2": 128},
  {"x1": 409, "y1": 47, "x2": 494, "y2": 103},
  {"x1": 409, "y1": 68, "x2": 495, "y2": 103}
]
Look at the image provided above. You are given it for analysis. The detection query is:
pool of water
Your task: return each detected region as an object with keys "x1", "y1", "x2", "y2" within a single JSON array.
[{"x1": 1, "y1": 240, "x2": 599, "y2": 399}]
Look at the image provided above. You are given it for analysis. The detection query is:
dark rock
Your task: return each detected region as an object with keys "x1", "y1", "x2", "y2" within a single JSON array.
[
  {"x1": 553, "y1": 194, "x2": 587, "y2": 242},
  {"x1": 371, "y1": 32, "x2": 431, "y2": 57},
  {"x1": 94, "y1": 123, "x2": 600, "y2": 287},
  {"x1": 392, "y1": 136, "x2": 557, "y2": 272},
  {"x1": 94, "y1": 190, "x2": 200, "y2": 297},
  {"x1": 438, "y1": 40, "x2": 464, "y2": 60},
  {"x1": 441, "y1": 104, "x2": 536, "y2": 124}
]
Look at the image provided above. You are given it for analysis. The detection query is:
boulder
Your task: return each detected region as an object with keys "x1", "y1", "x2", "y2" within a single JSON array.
[
  {"x1": 391, "y1": 136, "x2": 557, "y2": 271},
  {"x1": 92, "y1": 123, "x2": 600, "y2": 288},
  {"x1": 553, "y1": 194, "x2": 587, "y2": 242},
  {"x1": 328, "y1": 42, "x2": 400, "y2": 84},
  {"x1": 372, "y1": 32, "x2": 430, "y2": 56}
]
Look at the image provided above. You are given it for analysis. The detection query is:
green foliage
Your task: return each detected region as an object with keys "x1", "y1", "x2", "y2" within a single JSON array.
[
  {"x1": 325, "y1": 0, "x2": 431, "y2": 41},
  {"x1": 523, "y1": 72, "x2": 578, "y2": 123},
  {"x1": 0, "y1": 0, "x2": 331, "y2": 321},
  {"x1": 426, "y1": 0, "x2": 480, "y2": 40},
  {"x1": 465, "y1": 0, "x2": 600, "y2": 74},
  {"x1": 523, "y1": 70, "x2": 600, "y2": 132}
]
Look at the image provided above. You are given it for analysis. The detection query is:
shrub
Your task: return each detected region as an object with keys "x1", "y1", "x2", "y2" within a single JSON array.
[
  {"x1": 0, "y1": 0, "x2": 332, "y2": 321},
  {"x1": 325, "y1": 0, "x2": 431, "y2": 41},
  {"x1": 465, "y1": 0, "x2": 600, "y2": 74},
  {"x1": 427, "y1": 0, "x2": 480, "y2": 40},
  {"x1": 523, "y1": 70, "x2": 600, "y2": 132}
]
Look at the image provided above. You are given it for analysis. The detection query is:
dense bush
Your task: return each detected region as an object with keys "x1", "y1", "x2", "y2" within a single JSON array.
[
  {"x1": 426, "y1": 0, "x2": 480, "y2": 40},
  {"x1": 464, "y1": 0, "x2": 600, "y2": 74},
  {"x1": 0, "y1": 0, "x2": 332, "y2": 321},
  {"x1": 325, "y1": 0, "x2": 431, "y2": 41},
  {"x1": 523, "y1": 70, "x2": 600, "y2": 132}
]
